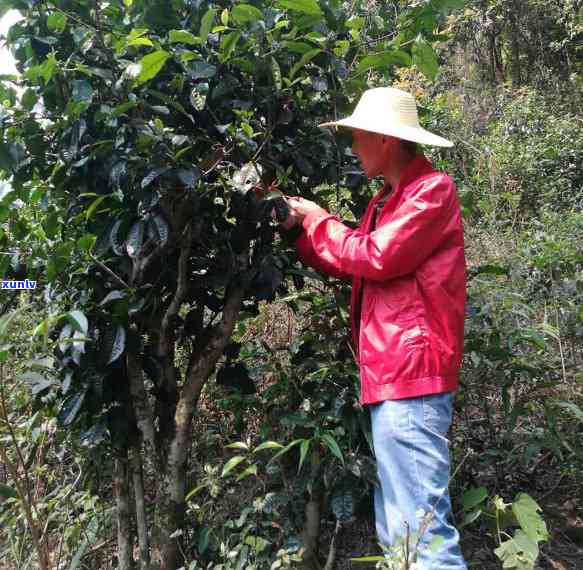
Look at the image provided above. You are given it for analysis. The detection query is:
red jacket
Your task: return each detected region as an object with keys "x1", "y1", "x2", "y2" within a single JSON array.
[{"x1": 293, "y1": 154, "x2": 466, "y2": 405}]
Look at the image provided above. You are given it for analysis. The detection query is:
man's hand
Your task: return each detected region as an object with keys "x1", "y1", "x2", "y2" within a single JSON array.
[{"x1": 285, "y1": 196, "x2": 326, "y2": 222}]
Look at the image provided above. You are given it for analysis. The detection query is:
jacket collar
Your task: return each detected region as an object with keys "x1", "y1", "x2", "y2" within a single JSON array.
[
  {"x1": 371, "y1": 153, "x2": 435, "y2": 206},
  {"x1": 396, "y1": 153, "x2": 435, "y2": 192}
]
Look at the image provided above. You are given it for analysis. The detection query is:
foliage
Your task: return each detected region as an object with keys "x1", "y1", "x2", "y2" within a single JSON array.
[
  {"x1": 460, "y1": 488, "x2": 549, "y2": 570},
  {"x1": 0, "y1": 304, "x2": 113, "y2": 569},
  {"x1": 446, "y1": 0, "x2": 583, "y2": 87},
  {"x1": 183, "y1": 287, "x2": 379, "y2": 564},
  {"x1": 420, "y1": 87, "x2": 583, "y2": 225}
]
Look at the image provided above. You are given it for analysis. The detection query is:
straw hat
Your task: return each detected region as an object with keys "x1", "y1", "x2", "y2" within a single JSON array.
[{"x1": 319, "y1": 87, "x2": 453, "y2": 147}]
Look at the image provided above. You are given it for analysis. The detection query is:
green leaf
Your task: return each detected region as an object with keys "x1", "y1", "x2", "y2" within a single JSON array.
[
  {"x1": 148, "y1": 214, "x2": 170, "y2": 246},
  {"x1": 221, "y1": 455, "x2": 246, "y2": 477},
  {"x1": 472, "y1": 264, "x2": 508, "y2": 276},
  {"x1": 123, "y1": 29, "x2": 152, "y2": 48},
  {"x1": 137, "y1": 50, "x2": 170, "y2": 84},
  {"x1": 127, "y1": 37, "x2": 153, "y2": 47},
  {"x1": 185, "y1": 61, "x2": 217, "y2": 80},
  {"x1": 556, "y1": 401, "x2": 583, "y2": 423},
  {"x1": 298, "y1": 439, "x2": 310, "y2": 474},
  {"x1": 57, "y1": 390, "x2": 86, "y2": 426},
  {"x1": 253, "y1": 441, "x2": 284, "y2": 453},
  {"x1": 281, "y1": 40, "x2": 315, "y2": 54},
  {"x1": 331, "y1": 489, "x2": 354, "y2": 521},
  {"x1": 220, "y1": 31, "x2": 241, "y2": 62},
  {"x1": 512, "y1": 493, "x2": 549, "y2": 543},
  {"x1": 290, "y1": 48, "x2": 321, "y2": 79},
  {"x1": 518, "y1": 330, "x2": 547, "y2": 350},
  {"x1": 494, "y1": 530, "x2": 539, "y2": 570},
  {"x1": 459, "y1": 509, "x2": 482, "y2": 529},
  {"x1": 110, "y1": 100, "x2": 138, "y2": 117},
  {"x1": 77, "y1": 234, "x2": 96, "y2": 252},
  {"x1": 267, "y1": 438, "x2": 303, "y2": 464},
  {"x1": 79, "y1": 421, "x2": 107, "y2": 448},
  {"x1": 225, "y1": 441, "x2": 249, "y2": 451},
  {"x1": 412, "y1": 37, "x2": 439, "y2": 80},
  {"x1": 185, "y1": 483, "x2": 208, "y2": 501},
  {"x1": 58, "y1": 324, "x2": 73, "y2": 354},
  {"x1": 141, "y1": 166, "x2": 170, "y2": 189},
  {"x1": 236, "y1": 463, "x2": 258, "y2": 481},
  {"x1": 198, "y1": 527, "x2": 210, "y2": 554},
  {"x1": 277, "y1": 0, "x2": 323, "y2": 16},
  {"x1": 462, "y1": 486, "x2": 488, "y2": 510},
  {"x1": 18, "y1": 372, "x2": 54, "y2": 396},
  {"x1": 21, "y1": 88, "x2": 38, "y2": 111},
  {"x1": 99, "y1": 291, "x2": 127, "y2": 306},
  {"x1": 232, "y1": 4, "x2": 263, "y2": 24},
  {"x1": 271, "y1": 57, "x2": 282, "y2": 90},
  {"x1": 346, "y1": 15, "x2": 365, "y2": 29},
  {"x1": 320, "y1": 433, "x2": 344, "y2": 465},
  {"x1": 126, "y1": 220, "x2": 145, "y2": 258},
  {"x1": 356, "y1": 50, "x2": 412, "y2": 73},
  {"x1": 85, "y1": 195, "x2": 110, "y2": 220},
  {"x1": 110, "y1": 219, "x2": 125, "y2": 256},
  {"x1": 244, "y1": 535, "x2": 270, "y2": 553},
  {"x1": 148, "y1": 90, "x2": 193, "y2": 121},
  {"x1": 47, "y1": 12, "x2": 67, "y2": 33},
  {"x1": 67, "y1": 310, "x2": 88, "y2": 335},
  {"x1": 0, "y1": 307, "x2": 28, "y2": 340},
  {"x1": 263, "y1": 190, "x2": 284, "y2": 202},
  {"x1": 0, "y1": 484, "x2": 17, "y2": 499},
  {"x1": 25, "y1": 54, "x2": 57, "y2": 84},
  {"x1": 125, "y1": 28, "x2": 149, "y2": 42},
  {"x1": 434, "y1": 0, "x2": 466, "y2": 13},
  {"x1": 169, "y1": 30, "x2": 201, "y2": 45},
  {"x1": 200, "y1": 8, "x2": 216, "y2": 44},
  {"x1": 0, "y1": 144, "x2": 14, "y2": 173},
  {"x1": 105, "y1": 325, "x2": 126, "y2": 365}
]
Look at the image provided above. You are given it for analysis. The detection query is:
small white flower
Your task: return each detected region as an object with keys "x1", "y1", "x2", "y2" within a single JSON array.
[{"x1": 125, "y1": 63, "x2": 141, "y2": 79}]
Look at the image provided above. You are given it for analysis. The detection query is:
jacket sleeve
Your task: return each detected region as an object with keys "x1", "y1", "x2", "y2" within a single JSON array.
[
  {"x1": 300, "y1": 174, "x2": 455, "y2": 282},
  {"x1": 293, "y1": 228, "x2": 352, "y2": 282}
]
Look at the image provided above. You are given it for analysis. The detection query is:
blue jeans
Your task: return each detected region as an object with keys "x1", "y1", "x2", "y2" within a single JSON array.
[{"x1": 369, "y1": 391, "x2": 467, "y2": 569}]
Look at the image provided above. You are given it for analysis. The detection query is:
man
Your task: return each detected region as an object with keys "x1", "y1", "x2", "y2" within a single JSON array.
[{"x1": 280, "y1": 87, "x2": 467, "y2": 569}]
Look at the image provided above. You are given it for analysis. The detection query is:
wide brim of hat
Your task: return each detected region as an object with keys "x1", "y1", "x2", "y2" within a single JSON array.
[{"x1": 318, "y1": 116, "x2": 454, "y2": 148}]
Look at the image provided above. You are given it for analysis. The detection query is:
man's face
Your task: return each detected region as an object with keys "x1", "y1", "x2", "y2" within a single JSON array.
[{"x1": 351, "y1": 128, "x2": 398, "y2": 178}]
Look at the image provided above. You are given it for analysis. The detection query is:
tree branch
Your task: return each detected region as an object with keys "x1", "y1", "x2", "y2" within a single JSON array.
[
  {"x1": 126, "y1": 342, "x2": 163, "y2": 474},
  {"x1": 158, "y1": 225, "x2": 192, "y2": 357}
]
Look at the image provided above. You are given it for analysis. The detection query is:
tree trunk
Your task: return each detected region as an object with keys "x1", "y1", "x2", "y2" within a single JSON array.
[
  {"x1": 130, "y1": 444, "x2": 151, "y2": 569},
  {"x1": 158, "y1": 414, "x2": 190, "y2": 570},
  {"x1": 301, "y1": 447, "x2": 323, "y2": 570},
  {"x1": 114, "y1": 445, "x2": 135, "y2": 570},
  {"x1": 488, "y1": 30, "x2": 496, "y2": 84},
  {"x1": 508, "y1": 3, "x2": 522, "y2": 86},
  {"x1": 302, "y1": 499, "x2": 323, "y2": 570},
  {"x1": 157, "y1": 284, "x2": 246, "y2": 570}
]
